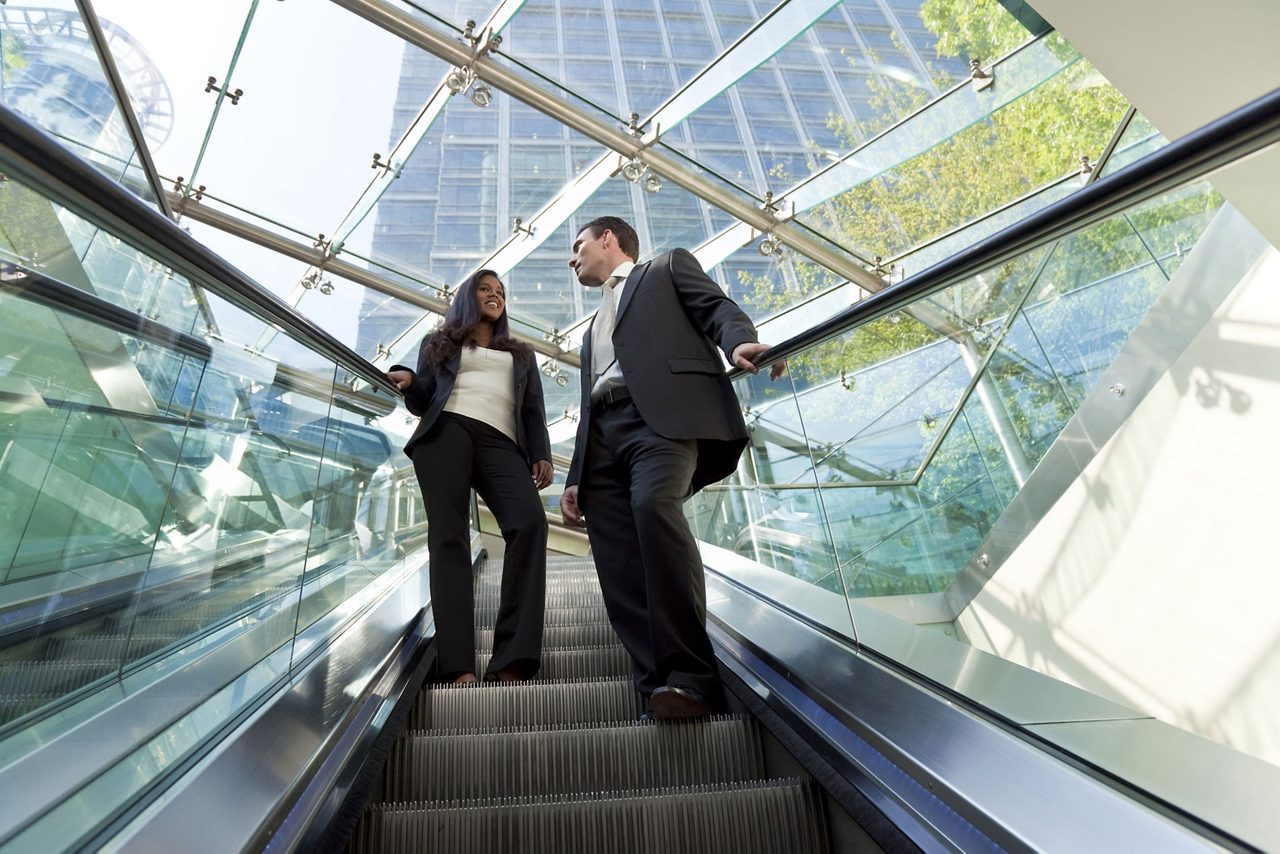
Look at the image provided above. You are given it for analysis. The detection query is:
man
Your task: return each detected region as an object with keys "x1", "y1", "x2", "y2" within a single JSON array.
[{"x1": 561, "y1": 216, "x2": 782, "y2": 720}]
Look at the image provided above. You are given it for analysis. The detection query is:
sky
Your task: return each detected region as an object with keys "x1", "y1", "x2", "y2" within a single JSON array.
[{"x1": 91, "y1": 0, "x2": 412, "y2": 347}]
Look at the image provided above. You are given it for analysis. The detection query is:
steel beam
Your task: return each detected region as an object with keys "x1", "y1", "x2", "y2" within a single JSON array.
[
  {"x1": 328, "y1": 0, "x2": 886, "y2": 293},
  {"x1": 172, "y1": 195, "x2": 581, "y2": 368}
]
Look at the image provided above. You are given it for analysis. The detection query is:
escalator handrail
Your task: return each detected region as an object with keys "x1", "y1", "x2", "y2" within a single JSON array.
[
  {"x1": 731, "y1": 85, "x2": 1280, "y2": 377},
  {"x1": 0, "y1": 104, "x2": 401, "y2": 399}
]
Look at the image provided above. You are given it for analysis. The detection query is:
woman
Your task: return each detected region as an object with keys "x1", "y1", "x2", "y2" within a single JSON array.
[{"x1": 387, "y1": 269, "x2": 552, "y2": 684}]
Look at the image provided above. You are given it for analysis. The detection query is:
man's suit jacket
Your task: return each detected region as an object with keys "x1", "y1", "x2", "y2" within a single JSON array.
[
  {"x1": 391, "y1": 341, "x2": 551, "y2": 466},
  {"x1": 566, "y1": 247, "x2": 757, "y2": 501}
]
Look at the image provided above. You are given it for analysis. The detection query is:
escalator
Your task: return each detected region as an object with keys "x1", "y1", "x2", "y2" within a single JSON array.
[
  {"x1": 348, "y1": 556, "x2": 829, "y2": 853},
  {"x1": 3, "y1": 84, "x2": 1279, "y2": 852}
]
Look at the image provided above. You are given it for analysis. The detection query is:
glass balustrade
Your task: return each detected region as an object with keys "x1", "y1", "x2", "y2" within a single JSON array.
[
  {"x1": 691, "y1": 178, "x2": 1224, "y2": 607},
  {"x1": 0, "y1": 164, "x2": 430, "y2": 802}
]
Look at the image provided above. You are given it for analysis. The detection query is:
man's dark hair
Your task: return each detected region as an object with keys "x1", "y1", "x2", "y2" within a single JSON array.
[{"x1": 581, "y1": 216, "x2": 639, "y2": 261}]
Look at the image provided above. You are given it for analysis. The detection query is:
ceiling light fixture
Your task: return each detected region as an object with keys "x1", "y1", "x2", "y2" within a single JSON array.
[
  {"x1": 758, "y1": 234, "x2": 787, "y2": 258},
  {"x1": 469, "y1": 83, "x2": 492, "y2": 107}
]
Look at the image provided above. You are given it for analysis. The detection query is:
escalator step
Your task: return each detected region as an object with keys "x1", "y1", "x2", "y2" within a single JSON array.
[
  {"x1": 351, "y1": 777, "x2": 827, "y2": 854},
  {"x1": 476, "y1": 645, "x2": 630, "y2": 680},
  {"x1": 0, "y1": 693, "x2": 64, "y2": 726},
  {"x1": 474, "y1": 604, "x2": 612, "y2": 627},
  {"x1": 473, "y1": 589, "x2": 604, "y2": 609},
  {"x1": 475, "y1": 623, "x2": 619, "y2": 651},
  {"x1": 0, "y1": 660, "x2": 117, "y2": 695},
  {"x1": 415, "y1": 677, "x2": 640, "y2": 730},
  {"x1": 50, "y1": 633, "x2": 179, "y2": 659},
  {"x1": 543, "y1": 556, "x2": 598, "y2": 570},
  {"x1": 385, "y1": 716, "x2": 762, "y2": 801},
  {"x1": 474, "y1": 575, "x2": 601, "y2": 595}
]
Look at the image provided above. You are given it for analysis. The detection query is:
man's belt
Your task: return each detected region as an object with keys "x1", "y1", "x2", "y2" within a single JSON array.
[{"x1": 592, "y1": 386, "x2": 631, "y2": 412}]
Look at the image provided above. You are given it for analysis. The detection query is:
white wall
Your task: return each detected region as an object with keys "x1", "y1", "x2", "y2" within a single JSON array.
[
  {"x1": 1029, "y1": 0, "x2": 1280, "y2": 248},
  {"x1": 957, "y1": 235, "x2": 1280, "y2": 765}
]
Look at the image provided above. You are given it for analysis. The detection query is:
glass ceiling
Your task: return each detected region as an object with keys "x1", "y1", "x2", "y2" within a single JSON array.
[{"x1": 4, "y1": 0, "x2": 1138, "y2": 400}]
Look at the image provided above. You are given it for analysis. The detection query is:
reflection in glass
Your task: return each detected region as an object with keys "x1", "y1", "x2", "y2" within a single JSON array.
[
  {"x1": 762, "y1": 181, "x2": 1224, "y2": 598},
  {"x1": 0, "y1": 2, "x2": 172, "y2": 201}
]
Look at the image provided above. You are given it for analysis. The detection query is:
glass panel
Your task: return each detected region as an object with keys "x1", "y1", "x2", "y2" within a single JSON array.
[
  {"x1": 0, "y1": 1, "x2": 163, "y2": 201},
  {"x1": 185, "y1": 3, "x2": 453, "y2": 249},
  {"x1": 294, "y1": 366, "x2": 396, "y2": 642},
  {"x1": 1097, "y1": 110, "x2": 1168, "y2": 178},
  {"x1": 0, "y1": 158, "x2": 420, "y2": 789},
  {"x1": 90, "y1": 0, "x2": 254, "y2": 189},
  {"x1": 780, "y1": 179, "x2": 1226, "y2": 598},
  {"x1": 686, "y1": 369, "x2": 854, "y2": 634},
  {"x1": 794, "y1": 45, "x2": 1129, "y2": 263}
]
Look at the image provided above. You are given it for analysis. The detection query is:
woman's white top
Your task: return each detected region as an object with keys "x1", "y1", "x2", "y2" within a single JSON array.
[{"x1": 443, "y1": 346, "x2": 517, "y2": 441}]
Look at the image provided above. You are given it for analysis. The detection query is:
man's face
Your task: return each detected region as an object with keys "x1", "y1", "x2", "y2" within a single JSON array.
[{"x1": 569, "y1": 227, "x2": 611, "y2": 287}]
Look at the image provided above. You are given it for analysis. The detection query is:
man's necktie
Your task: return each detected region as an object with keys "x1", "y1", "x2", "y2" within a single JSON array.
[{"x1": 591, "y1": 276, "x2": 621, "y2": 383}]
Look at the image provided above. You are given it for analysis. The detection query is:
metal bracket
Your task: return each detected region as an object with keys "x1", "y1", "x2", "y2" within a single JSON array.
[
  {"x1": 617, "y1": 152, "x2": 662, "y2": 193},
  {"x1": 1078, "y1": 154, "x2": 1094, "y2": 185},
  {"x1": 543, "y1": 327, "x2": 568, "y2": 350},
  {"x1": 969, "y1": 59, "x2": 994, "y2": 93},
  {"x1": 761, "y1": 190, "x2": 795, "y2": 223},
  {"x1": 371, "y1": 152, "x2": 393, "y2": 174},
  {"x1": 205, "y1": 76, "x2": 243, "y2": 104},
  {"x1": 463, "y1": 19, "x2": 502, "y2": 60},
  {"x1": 512, "y1": 216, "x2": 535, "y2": 238}
]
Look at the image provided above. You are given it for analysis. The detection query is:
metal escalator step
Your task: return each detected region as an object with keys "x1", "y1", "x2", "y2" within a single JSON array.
[
  {"x1": 351, "y1": 777, "x2": 827, "y2": 854},
  {"x1": 385, "y1": 716, "x2": 762, "y2": 801},
  {"x1": 474, "y1": 604, "x2": 611, "y2": 627},
  {"x1": 49, "y1": 634, "x2": 157, "y2": 661},
  {"x1": 415, "y1": 677, "x2": 640, "y2": 730},
  {"x1": 544, "y1": 556, "x2": 598, "y2": 571},
  {"x1": 473, "y1": 574, "x2": 601, "y2": 595},
  {"x1": 0, "y1": 693, "x2": 64, "y2": 726},
  {"x1": 0, "y1": 660, "x2": 117, "y2": 695},
  {"x1": 473, "y1": 589, "x2": 604, "y2": 609},
  {"x1": 475, "y1": 623, "x2": 619, "y2": 651},
  {"x1": 476, "y1": 645, "x2": 630, "y2": 680}
]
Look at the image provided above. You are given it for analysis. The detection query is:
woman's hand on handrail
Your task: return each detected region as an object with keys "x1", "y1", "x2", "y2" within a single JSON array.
[{"x1": 387, "y1": 369, "x2": 414, "y2": 391}]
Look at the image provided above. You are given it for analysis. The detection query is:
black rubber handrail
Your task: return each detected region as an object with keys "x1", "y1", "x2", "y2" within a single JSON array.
[
  {"x1": 734, "y1": 85, "x2": 1280, "y2": 377},
  {"x1": 0, "y1": 105, "x2": 400, "y2": 399}
]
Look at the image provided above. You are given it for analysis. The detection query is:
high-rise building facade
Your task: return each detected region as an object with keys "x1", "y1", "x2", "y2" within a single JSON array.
[{"x1": 358, "y1": 1, "x2": 969, "y2": 357}]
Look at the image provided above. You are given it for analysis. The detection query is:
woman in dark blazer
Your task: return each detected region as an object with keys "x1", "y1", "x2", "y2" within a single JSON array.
[{"x1": 387, "y1": 269, "x2": 551, "y2": 684}]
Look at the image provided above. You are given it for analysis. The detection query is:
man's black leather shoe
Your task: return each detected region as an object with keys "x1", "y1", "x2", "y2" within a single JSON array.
[{"x1": 649, "y1": 685, "x2": 713, "y2": 720}]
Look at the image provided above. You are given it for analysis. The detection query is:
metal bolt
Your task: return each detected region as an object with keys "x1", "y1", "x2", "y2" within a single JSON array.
[{"x1": 1109, "y1": 383, "x2": 1125, "y2": 398}]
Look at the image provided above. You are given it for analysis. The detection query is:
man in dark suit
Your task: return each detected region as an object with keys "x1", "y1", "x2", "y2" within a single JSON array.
[{"x1": 561, "y1": 216, "x2": 782, "y2": 719}]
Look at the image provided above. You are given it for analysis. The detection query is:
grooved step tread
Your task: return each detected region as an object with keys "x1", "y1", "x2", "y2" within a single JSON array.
[
  {"x1": 414, "y1": 677, "x2": 641, "y2": 730},
  {"x1": 476, "y1": 644, "x2": 630, "y2": 680},
  {"x1": 476, "y1": 623, "x2": 619, "y2": 650},
  {"x1": 385, "y1": 716, "x2": 761, "y2": 801},
  {"x1": 473, "y1": 605, "x2": 611, "y2": 627},
  {"x1": 353, "y1": 778, "x2": 827, "y2": 854}
]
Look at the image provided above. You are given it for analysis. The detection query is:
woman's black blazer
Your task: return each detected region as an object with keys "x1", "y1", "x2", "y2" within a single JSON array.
[{"x1": 391, "y1": 340, "x2": 551, "y2": 465}]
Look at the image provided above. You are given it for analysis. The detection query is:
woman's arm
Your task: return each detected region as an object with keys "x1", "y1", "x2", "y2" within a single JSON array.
[{"x1": 388, "y1": 337, "x2": 438, "y2": 416}]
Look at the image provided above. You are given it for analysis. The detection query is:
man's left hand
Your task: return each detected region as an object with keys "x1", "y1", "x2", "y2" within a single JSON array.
[
  {"x1": 531, "y1": 460, "x2": 553, "y2": 490},
  {"x1": 731, "y1": 342, "x2": 786, "y2": 380}
]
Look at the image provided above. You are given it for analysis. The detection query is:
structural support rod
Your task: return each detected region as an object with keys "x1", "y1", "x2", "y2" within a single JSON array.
[
  {"x1": 328, "y1": 0, "x2": 886, "y2": 293},
  {"x1": 73, "y1": 0, "x2": 174, "y2": 221},
  {"x1": 173, "y1": 196, "x2": 581, "y2": 368}
]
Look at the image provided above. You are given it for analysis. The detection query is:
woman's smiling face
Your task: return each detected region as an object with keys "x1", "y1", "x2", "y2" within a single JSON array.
[{"x1": 475, "y1": 273, "x2": 506, "y2": 323}]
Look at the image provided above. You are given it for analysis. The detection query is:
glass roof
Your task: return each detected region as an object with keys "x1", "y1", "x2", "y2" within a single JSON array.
[{"x1": 7, "y1": 0, "x2": 1138, "y2": 390}]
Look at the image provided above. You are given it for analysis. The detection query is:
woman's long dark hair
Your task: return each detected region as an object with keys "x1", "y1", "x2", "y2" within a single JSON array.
[{"x1": 421, "y1": 268, "x2": 534, "y2": 370}]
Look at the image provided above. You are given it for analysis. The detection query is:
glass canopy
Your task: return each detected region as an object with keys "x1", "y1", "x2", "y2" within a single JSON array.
[{"x1": 5, "y1": 0, "x2": 1137, "y2": 375}]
